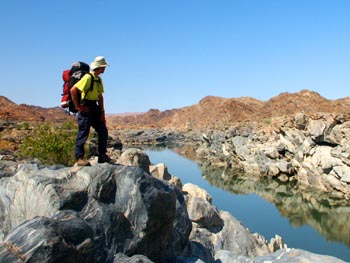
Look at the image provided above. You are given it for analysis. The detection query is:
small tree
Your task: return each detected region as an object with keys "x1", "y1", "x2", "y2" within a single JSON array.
[{"x1": 18, "y1": 121, "x2": 82, "y2": 166}]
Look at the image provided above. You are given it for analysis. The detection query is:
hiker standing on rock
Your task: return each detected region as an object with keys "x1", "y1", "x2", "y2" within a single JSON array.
[{"x1": 70, "y1": 56, "x2": 111, "y2": 166}]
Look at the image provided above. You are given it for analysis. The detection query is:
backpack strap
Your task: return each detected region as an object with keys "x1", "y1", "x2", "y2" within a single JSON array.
[
  {"x1": 83, "y1": 74, "x2": 102, "y2": 103},
  {"x1": 87, "y1": 73, "x2": 101, "y2": 93},
  {"x1": 87, "y1": 73, "x2": 94, "y2": 93}
]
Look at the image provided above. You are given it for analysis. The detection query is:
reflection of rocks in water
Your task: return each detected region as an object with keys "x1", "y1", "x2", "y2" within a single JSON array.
[
  {"x1": 112, "y1": 129, "x2": 193, "y2": 148},
  {"x1": 172, "y1": 144, "x2": 198, "y2": 161},
  {"x1": 200, "y1": 162, "x2": 350, "y2": 247}
]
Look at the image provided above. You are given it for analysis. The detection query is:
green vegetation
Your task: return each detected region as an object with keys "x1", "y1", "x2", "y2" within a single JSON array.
[
  {"x1": 18, "y1": 121, "x2": 86, "y2": 166},
  {"x1": 262, "y1": 118, "x2": 272, "y2": 125},
  {"x1": 15, "y1": 121, "x2": 30, "y2": 130}
]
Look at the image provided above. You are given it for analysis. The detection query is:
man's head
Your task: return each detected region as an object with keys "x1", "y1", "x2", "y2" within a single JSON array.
[{"x1": 90, "y1": 56, "x2": 109, "y2": 73}]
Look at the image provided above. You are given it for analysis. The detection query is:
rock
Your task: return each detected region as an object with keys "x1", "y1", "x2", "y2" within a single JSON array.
[
  {"x1": 261, "y1": 145, "x2": 280, "y2": 159},
  {"x1": 113, "y1": 253, "x2": 155, "y2": 263},
  {"x1": 214, "y1": 250, "x2": 250, "y2": 263},
  {"x1": 118, "y1": 148, "x2": 151, "y2": 173},
  {"x1": 269, "y1": 234, "x2": 287, "y2": 252},
  {"x1": 184, "y1": 211, "x2": 271, "y2": 262},
  {"x1": 294, "y1": 112, "x2": 307, "y2": 130},
  {"x1": 175, "y1": 256, "x2": 206, "y2": 263},
  {"x1": 183, "y1": 183, "x2": 213, "y2": 204},
  {"x1": 185, "y1": 195, "x2": 223, "y2": 228},
  {"x1": 0, "y1": 211, "x2": 96, "y2": 263},
  {"x1": 0, "y1": 160, "x2": 17, "y2": 178},
  {"x1": 326, "y1": 121, "x2": 350, "y2": 145},
  {"x1": 0, "y1": 144, "x2": 347, "y2": 262},
  {"x1": 0, "y1": 162, "x2": 191, "y2": 263},
  {"x1": 333, "y1": 166, "x2": 350, "y2": 183},
  {"x1": 307, "y1": 118, "x2": 327, "y2": 142},
  {"x1": 83, "y1": 165, "x2": 187, "y2": 262},
  {"x1": 150, "y1": 163, "x2": 183, "y2": 189},
  {"x1": 115, "y1": 129, "x2": 186, "y2": 147},
  {"x1": 150, "y1": 163, "x2": 171, "y2": 180},
  {"x1": 193, "y1": 113, "x2": 350, "y2": 198},
  {"x1": 275, "y1": 160, "x2": 293, "y2": 175},
  {"x1": 0, "y1": 163, "x2": 93, "y2": 239},
  {"x1": 214, "y1": 248, "x2": 347, "y2": 263},
  {"x1": 311, "y1": 146, "x2": 342, "y2": 173}
]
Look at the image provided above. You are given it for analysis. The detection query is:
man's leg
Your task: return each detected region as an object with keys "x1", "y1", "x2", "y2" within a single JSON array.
[
  {"x1": 97, "y1": 122, "x2": 108, "y2": 157},
  {"x1": 75, "y1": 112, "x2": 91, "y2": 160},
  {"x1": 91, "y1": 109, "x2": 109, "y2": 163}
]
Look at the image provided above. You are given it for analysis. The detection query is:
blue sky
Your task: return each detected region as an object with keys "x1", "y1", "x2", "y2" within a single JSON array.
[{"x1": 1, "y1": 0, "x2": 350, "y2": 114}]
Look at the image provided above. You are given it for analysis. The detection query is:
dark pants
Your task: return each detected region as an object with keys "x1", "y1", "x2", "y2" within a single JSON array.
[{"x1": 75, "y1": 101, "x2": 108, "y2": 159}]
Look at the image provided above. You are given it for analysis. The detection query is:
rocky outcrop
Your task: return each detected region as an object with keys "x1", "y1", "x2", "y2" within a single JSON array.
[
  {"x1": 111, "y1": 128, "x2": 190, "y2": 147},
  {"x1": 0, "y1": 161, "x2": 191, "y2": 262},
  {"x1": 1, "y1": 150, "x2": 344, "y2": 262},
  {"x1": 196, "y1": 113, "x2": 350, "y2": 199},
  {"x1": 214, "y1": 248, "x2": 346, "y2": 263},
  {"x1": 183, "y1": 183, "x2": 266, "y2": 260}
]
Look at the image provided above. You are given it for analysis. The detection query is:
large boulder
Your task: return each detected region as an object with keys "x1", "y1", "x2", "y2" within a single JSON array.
[
  {"x1": 0, "y1": 162, "x2": 191, "y2": 263},
  {"x1": 181, "y1": 183, "x2": 273, "y2": 262},
  {"x1": 0, "y1": 211, "x2": 96, "y2": 263}
]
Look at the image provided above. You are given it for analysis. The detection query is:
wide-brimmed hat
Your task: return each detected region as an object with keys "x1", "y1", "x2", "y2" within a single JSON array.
[{"x1": 90, "y1": 56, "x2": 109, "y2": 70}]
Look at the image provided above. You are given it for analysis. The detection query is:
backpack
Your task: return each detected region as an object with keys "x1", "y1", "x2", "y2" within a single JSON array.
[{"x1": 61, "y1": 61, "x2": 94, "y2": 114}]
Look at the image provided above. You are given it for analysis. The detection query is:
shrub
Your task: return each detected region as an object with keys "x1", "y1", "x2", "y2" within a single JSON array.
[
  {"x1": 18, "y1": 121, "x2": 85, "y2": 166},
  {"x1": 15, "y1": 121, "x2": 30, "y2": 130},
  {"x1": 262, "y1": 118, "x2": 272, "y2": 125}
]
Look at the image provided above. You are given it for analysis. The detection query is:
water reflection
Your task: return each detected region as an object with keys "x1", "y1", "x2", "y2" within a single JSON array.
[
  {"x1": 142, "y1": 145, "x2": 350, "y2": 260},
  {"x1": 200, "y1": 163, "x2": 350, "y2": 247}
]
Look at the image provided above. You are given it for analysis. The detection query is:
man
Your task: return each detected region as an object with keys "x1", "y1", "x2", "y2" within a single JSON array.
[{"x1": 70, "y1": 56, "x2": 110, "y2": 166}]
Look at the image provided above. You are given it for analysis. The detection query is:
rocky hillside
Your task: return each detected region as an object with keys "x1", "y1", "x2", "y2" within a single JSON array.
[
  {"x1": 107, "y1": 90, "x2": 350, "y2": 130},
  {"x1": 0, "y1": 96, "x2": 71, "y2": 123},
  {"x1": 2, "y1": 90, "x2": 350, "y2": 153},
  {"x1": 2, "y1": 90, "x2": 350, "y2": 130}
]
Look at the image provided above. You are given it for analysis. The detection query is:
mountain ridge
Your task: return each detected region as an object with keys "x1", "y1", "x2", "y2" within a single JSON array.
[
  {"x1": 107, "y1": 89, "x2": 350, "y2": 130},
  {"x1": 0, "y1": 96, "x2": 71, "y2": 123},
  {"x1": 2, "y1": 90, "x2": 350, "y2": 130}
]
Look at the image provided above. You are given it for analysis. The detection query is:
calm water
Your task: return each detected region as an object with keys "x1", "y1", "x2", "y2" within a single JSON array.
[{"x1": 145, "y1": 148, "x2": 350, "y2": 262}]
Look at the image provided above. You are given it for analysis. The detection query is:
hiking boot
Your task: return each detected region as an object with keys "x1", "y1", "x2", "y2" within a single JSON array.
[
  {"x1": 98, "y1": 154, "x2": 112, "y2": 164},
  {"x1": 76, "y1": 158, "x2": 90, "y2": 166}
]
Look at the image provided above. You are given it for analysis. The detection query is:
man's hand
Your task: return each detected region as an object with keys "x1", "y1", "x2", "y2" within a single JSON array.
[
  {"x1": 77, "y1": 104, "x2": 89, "y2": 114},
  {"x1": 71, "y1": 87, "x2": 89, "y2": 113}
]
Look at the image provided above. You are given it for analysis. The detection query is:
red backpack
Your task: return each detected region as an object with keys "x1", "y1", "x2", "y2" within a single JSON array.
[{"x1": 60, "y1": 61, "x2": 92, "y2": 114}]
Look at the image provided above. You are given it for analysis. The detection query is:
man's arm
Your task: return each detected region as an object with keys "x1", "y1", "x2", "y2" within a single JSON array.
[
  {"x1": 99, "y1": 93, "x2": 106, "y2": 123},
  {"x1": 98, "y1": 93, "x2": 104, "y2": 111},
  {"x1": 71, "y1": 86, "x2": 89, "y2": 113}
]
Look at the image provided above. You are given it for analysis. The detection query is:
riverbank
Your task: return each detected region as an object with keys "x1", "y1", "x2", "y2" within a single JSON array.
[
  {"x1": 146, "y1": 148, "x2": 350, "y2": 261},
  {"x1": 114, "y1": 112, "x2": 350, "y2": 199}
]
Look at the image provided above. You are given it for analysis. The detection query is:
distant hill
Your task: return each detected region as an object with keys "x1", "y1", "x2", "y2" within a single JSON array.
[
  {"x1": 0, "y1": 96, "x2": 72, "y2": 123},
  {"x1": 107, "y1": 89, "x2": 350, "y2": 130},
  {"x1": 2, "y1": 90, "x2": 350, "y2": 130}
]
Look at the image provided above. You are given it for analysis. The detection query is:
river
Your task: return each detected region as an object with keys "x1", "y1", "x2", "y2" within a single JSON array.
[{"x1": 145, "y1": 148, "x2": 350, "y2": 262}]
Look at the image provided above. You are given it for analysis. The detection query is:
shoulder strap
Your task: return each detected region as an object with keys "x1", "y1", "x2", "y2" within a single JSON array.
[
  {"x1": 79, "y1": 73, "x2": 94, "y2": 101},
  {"x1": 87, "y1": 73, "x2": 94, "y2": 93},
  {"x1": 87, "y1": 73, "x2": 101, "y2": 91},
  {"x1": 84, "y1": 73, "x2": 101, "y2": 100}
]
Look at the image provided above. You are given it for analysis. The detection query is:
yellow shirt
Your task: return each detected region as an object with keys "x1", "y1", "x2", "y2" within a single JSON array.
[{"x1": 75, "y1": 72, "x2": 104, "y2": 101}]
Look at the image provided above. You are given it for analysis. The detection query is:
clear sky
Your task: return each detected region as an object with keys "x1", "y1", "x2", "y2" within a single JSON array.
[{"x1": 1, "y1": 0, "x2": 350, "y2": 114}]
